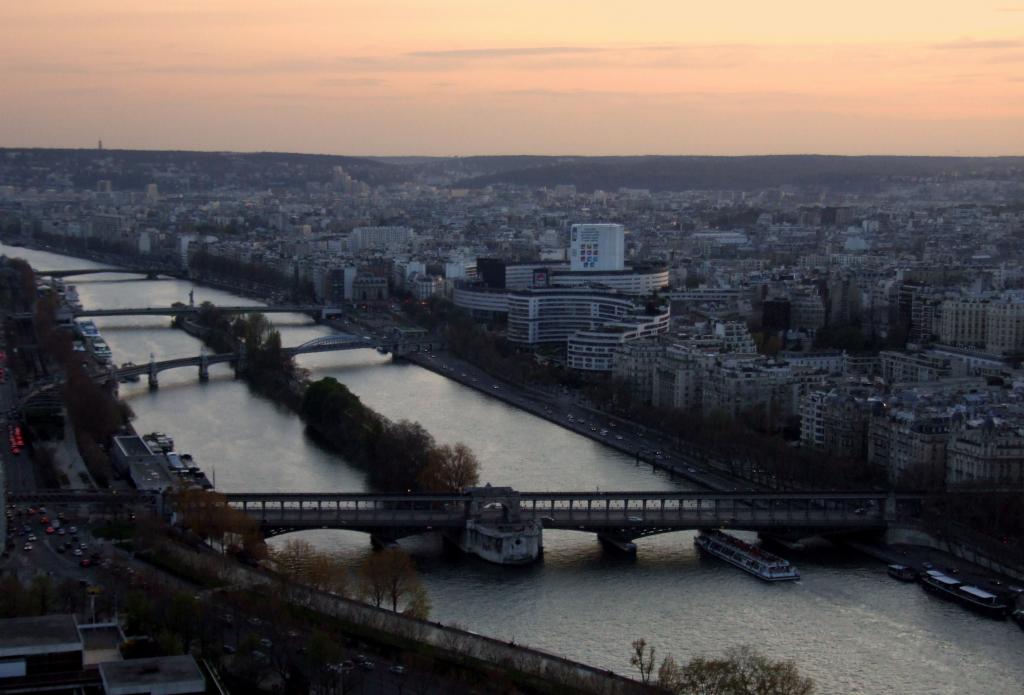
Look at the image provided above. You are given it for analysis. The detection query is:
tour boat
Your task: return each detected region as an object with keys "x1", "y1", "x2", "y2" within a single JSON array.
[
  {"x1": 920, "y1": 570, "x2": 1008, "y2": 619},
  {"x1": 694, "y1": 530, "x2": 799, "y2": 582},
  {"x1": 89, "y1": 339, "x2": 113, "y2": 364},
  {"x1": 887, "y1": 564, "x2": 919, "y2": 582},
  {"x1": 76, "y1": 320, "x2": 100, "y2": 338}
]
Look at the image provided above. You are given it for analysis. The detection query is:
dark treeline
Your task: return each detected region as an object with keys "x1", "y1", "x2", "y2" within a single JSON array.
[
  {"x1": 190, "y1": 249, "x2": 316, "y2": 300},
  {"x1": 189, "y1": 305, "x2": 479, "y2": 492},
  {"x1": 30, "y1": 228, "x2": 139, "y2": 259},
  {"x1": 34, "y1": 290, "x2": 132, "y2": 487},
  {"x1": 184, "y1": 304, "x2": 303, "y2": 409},
  {"x1": 582, "y1": 377, "x2": 885, "y2": 491},
  {"x1": 301, "y1": 377, "x2": 480, "y2": 492},
  {"x1": 404, "y1": 298, "x2": 880, "y2": 491},
  {"x1": 402, "y1": 295, "x2": 584, "y2": 388}
]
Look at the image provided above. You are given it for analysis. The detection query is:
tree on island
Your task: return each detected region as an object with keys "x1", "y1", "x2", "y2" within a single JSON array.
[{"x1": 417, "y1": 442, "x2": 480, "y2": 493}]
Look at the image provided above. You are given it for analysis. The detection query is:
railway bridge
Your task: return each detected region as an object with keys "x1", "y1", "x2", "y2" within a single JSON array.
[
  {"x1": 215, "y1": 487, "x2": 916, "y2": 563},
  {"x1": 7, "y1": 487, "x2": 922, "y2": 565}
]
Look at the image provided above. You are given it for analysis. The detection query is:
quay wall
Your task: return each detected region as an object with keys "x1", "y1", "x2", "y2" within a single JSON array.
[{"x1": 885, "y1": 524, "x2": 1024, "y2": 582}]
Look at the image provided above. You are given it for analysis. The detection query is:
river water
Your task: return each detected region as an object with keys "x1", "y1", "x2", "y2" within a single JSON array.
[{"x1": 6, "y1": 244, "x2": 1023, "y2": 694}]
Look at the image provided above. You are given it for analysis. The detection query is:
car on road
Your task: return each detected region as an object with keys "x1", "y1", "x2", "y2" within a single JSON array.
[
  {"x1": 389, "y1": 665, "x2": 406, "y2": 675},
  {"x1": 68, "y1": 526, "x2": 77, "y2": 534},
  {"x1": 491, "y1": 384, "x2": 499, "y2": 390},
  {"x1": 45, "y1": 526, "x2": 54, "y2": 535},
  {"x1": 259, "y1": 638, "x2": 273, "y2": 649},
  {"x1": 27, "y1": 534, "x2": 36, "y2": 542},
  {"x1": 73, "y1": 549, "x2": 83, "y2": 556},
  {"x1": 22, "y1": 544, "x2": 32, "y2": 552},
  {"x1": 688, "y1": 468, "x2": 698, "y2": 474}
]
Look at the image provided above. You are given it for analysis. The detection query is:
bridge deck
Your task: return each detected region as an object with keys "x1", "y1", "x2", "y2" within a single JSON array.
[{"x1": 225, "y1": 491, "x2": 900, "y2": 537}]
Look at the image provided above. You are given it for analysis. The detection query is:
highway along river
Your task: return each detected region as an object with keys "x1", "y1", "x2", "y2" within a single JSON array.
[{"x1": 6, "y1": 244, "x2": 1023, "y2": 694}]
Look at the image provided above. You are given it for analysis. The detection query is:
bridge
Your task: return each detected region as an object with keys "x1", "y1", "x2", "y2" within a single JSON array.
[
  {"x1": 73, "y1": 304, "x2": 341, "y2": 320},
  {"x1": 110, "y1": 332, "x2": 441, "y2": 387},
  {"x1": 211, "y1": 487, "x2": 917, "y2": 562},
  {"x1": 6, "y1": 486, "x2": 924, "y2": 564},
  {"x1": 37, "y1": 267, "x2": 182, "y2": 279}
]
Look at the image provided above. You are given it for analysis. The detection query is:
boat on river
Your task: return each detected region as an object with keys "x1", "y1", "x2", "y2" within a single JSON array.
[
  {"x1": 920, "y1": 570, "x2": 1008, "y2": 619},
  {"x1": 695, "y1": 530, "x2": 799, "y2": 582},
  {"x1": 887, "y1": 564, "x2": 918, "y2": 582}
]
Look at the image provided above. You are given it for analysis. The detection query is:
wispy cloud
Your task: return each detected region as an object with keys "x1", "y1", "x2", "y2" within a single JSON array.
[
  {"x1": 931, "y1": 38, "x2": 1024, "y2": 50},
  {"x1": 406, "y1": 46, "x2": 604, "y2": 59},
  {"x1": 319, "y1": 77, "x2": 386, "y2": 87}
]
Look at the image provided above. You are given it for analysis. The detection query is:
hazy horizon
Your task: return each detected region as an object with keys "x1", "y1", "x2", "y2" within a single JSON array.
[{"x1": 3, "y1": 1, "x2": 1023, "y2": 156}]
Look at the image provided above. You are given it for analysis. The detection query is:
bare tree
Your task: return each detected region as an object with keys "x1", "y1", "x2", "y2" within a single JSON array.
[
  {"x1": 417, "y1": 442, "x2": 481, "y2": 492},
  {"x1": 630, "y1": 638, "x2": 656, "y2": 685},
  {"x1": 357, "y1": 547, "x2": 424, "y2": 613}
]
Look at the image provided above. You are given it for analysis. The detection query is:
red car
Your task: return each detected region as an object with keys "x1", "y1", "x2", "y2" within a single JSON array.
[
  {"x1": 79, "y1": 559, "x2": 91, "y2": 568},
  {"x1": 45, "y1": 526, "x2": 55, "y2": 535}
]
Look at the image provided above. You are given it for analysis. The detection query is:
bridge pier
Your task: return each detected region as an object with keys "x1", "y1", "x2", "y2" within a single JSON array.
[
  {"x1": 198, "y1": 351, "x2": 209, "y2": 382},
  {"x1": 597, "y1": 534, "x2": 638, "y2": 554},
  {"x1": 370, "y1": 534, "x2": 399, "y2": 550},
  {"x1": 147, "y1": 353, "x2": 160, "y2": 389}
]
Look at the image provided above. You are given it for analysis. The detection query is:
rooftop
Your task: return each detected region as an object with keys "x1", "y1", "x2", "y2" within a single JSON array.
[
  {"x1": 99, "y1": 655, "x2": 205, "y2": 695},
  {"x1": 114, "y1": 434, "x2": 155, "y2": 458},
  {"x1": 0, "y1": 614, "x2": 82, "y2": 657}
]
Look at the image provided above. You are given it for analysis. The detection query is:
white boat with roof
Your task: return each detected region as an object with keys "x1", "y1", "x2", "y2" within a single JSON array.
[
  {"x1": 920, "y1": 570, "x2": 1008, "y2": 619},
  {"x1": 76, "y1": 320, "x2": 100, "y2": 337},
  {"x1": 695, "y1": 530, "x2": 799, "y2": 581}
]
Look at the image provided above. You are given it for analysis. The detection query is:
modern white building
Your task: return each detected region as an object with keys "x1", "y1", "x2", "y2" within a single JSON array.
[
  {"x1": 451, "y1": 285, "x2": 509, "y2": 316},
  {"x1": 550, "y1": 266, "x2": 669, "y2": 296},
  {"x1": 566, "y1": 313, "x2": 671, "y2": 372},
  {"x1": 570, "y1": 223, "x2": 625, "y2": 272},
  {"x1": 507, "y1": 287, "x2": 666, "y2": 345},
  {"x1": 503, "y1": 288, "x2": 670, "y2": 371}
]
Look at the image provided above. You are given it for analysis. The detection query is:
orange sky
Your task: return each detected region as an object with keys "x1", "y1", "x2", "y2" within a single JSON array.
[{"x1": 1, "y1": 1, "x2": 1022, "y2": 155}]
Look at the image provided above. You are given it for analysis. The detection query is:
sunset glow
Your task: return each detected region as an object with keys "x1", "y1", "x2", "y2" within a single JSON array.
[{"x1": 2, "y1": 1, "x2": 1022, "y2": 154}]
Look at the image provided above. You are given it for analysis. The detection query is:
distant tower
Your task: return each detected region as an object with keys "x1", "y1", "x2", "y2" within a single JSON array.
[{"x1": 98, "y1": 139, "x2": 103, "y2": 151}]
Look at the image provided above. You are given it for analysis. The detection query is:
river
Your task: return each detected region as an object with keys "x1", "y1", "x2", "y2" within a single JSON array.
[{"x1": 6, "y1": 244, "x2": 1023, "y2": 694}]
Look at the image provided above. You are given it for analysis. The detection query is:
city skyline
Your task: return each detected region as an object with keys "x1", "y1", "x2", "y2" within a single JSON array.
[{"x1": 2, "y1": 1, "x2": 1023, "y2": 156}]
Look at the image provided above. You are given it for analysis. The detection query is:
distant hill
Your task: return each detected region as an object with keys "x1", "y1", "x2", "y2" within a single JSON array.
[
  {"x1": 0, "y1": 148, "x2": 407, "y2": 192},
  {"x1": 449, "y1": 155, "x2": 1024, "y2": 192},
  {"x1": 3, "y1": 149, "x2": 1022, "y2": 193}
]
